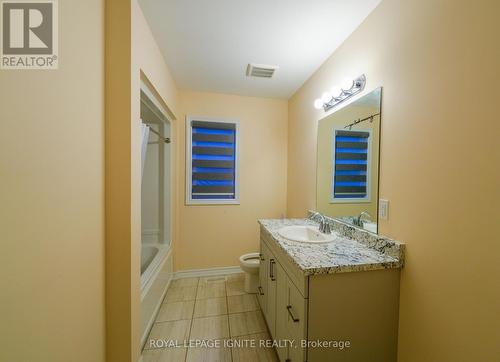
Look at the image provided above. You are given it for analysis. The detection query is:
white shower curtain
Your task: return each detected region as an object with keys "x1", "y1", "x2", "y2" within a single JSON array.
[{"x1": 141, "y1": 123, "x2": 150, "y2": 180}]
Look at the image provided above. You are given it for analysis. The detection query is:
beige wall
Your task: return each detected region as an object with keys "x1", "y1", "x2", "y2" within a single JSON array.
[
  {"x1": 105, "y1": 0, "x2": 133, "y2": 359},
  {"x1": 132, "y1": 0, "x2": 180, "y2": 255},
  {"x1": 176, "y1": 91, "x2": 288, "y2": 270},
  {"x1": 132, "y1": 1, "x2": 180, "y2": 358},
  {"x1": 0, "y1": 1, "x2": 105, "y2": 361},
  {"x1": 287, "y1": 0, "x2": 500, "y2": 360},
  {"x1": 106, "y1": 1, "x2": 180, "y2": 361}
]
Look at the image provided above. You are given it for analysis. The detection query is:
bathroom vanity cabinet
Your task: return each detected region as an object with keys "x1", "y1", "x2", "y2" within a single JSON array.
[{"x1": 258, "y1": 220, "x2": 403, "y2": 362}]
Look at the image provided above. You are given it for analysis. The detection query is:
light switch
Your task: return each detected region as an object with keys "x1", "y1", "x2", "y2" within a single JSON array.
[{"x1": 379, "y1": 199, "x2": 389, "y2": 220}]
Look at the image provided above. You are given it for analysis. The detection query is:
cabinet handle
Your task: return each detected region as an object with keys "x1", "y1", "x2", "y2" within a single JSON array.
[
  {"x1": 269, "y1": 259, "x2": 276, "y2": 281},
  {"x1": 258, "y1": 286, "x2": 264, "y2": 295},
  {"x1": 286, "y1": 305, "x2": 300, "y2": 323},
  {"x1": 259, "y1": 253, "x2": 264, "y2": 261}
]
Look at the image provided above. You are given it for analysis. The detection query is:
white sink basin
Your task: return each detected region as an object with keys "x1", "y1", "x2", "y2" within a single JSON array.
[
  {"x1": 277, "y1": 225, "x2": 337, "y2": 243},
  {"x1": 362, "y1": 221, "x2": 377, "y2": 233}
]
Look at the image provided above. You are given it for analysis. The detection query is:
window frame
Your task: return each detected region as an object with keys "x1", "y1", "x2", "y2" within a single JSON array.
[
  {"x1": 330, "y1": 127, "x2": 372, "y2": 204},
  {"x1": 185, "y1": 116, "x2": 240, "y2": 205}
]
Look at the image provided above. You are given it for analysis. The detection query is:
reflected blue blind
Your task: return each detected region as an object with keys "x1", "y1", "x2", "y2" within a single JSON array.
[
  {"x1": 191, "y1": 120, "x2": 236, "y2": 200},
  {"x1": 333, "y1": 130, "x2": 369, "y2": 199}
]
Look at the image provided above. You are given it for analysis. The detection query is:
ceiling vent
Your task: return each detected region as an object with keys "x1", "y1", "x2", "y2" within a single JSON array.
[{"x1": 246, "y1": 63, "x2": 278, "y2": 78}]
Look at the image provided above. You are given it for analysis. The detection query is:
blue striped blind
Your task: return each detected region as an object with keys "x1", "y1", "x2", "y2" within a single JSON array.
[
  {"x1": 190, "y1": 120, "x2": 237, "y2": 200},
  {"x1": 333, "y1": 130, "x2": 370, "y2": 200}
]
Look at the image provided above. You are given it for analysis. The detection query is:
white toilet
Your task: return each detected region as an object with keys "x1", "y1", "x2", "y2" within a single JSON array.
[{"x1": 239, "y1": 252, "x2": 260, "y2": 293}]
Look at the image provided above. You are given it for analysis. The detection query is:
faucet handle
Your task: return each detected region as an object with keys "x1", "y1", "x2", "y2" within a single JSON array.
[
  {"x1": 322, "y1": 222, "x2": 332, "y2": 234},
  {"x1": 308, "y1": 211, "x2": 319, "y2": 220}
]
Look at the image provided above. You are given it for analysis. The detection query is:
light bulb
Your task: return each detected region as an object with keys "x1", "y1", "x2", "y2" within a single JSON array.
[
  {"x1": 314, "y1": 99, "x2": 323, "y2": 110},
  {"x1": 321, "y1": 92, "x2": 332, "y2": 103},
  {"x1": 341, "y1": 78, "x2": 353, "y2": 90},
  {"x1": 330, "y1": 86, "x2": 342, "y2": 98}
]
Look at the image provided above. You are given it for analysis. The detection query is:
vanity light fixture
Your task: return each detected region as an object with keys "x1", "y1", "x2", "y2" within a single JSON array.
[{"x1": 314, "y1": 74, "x2": 367, "y2": 112}]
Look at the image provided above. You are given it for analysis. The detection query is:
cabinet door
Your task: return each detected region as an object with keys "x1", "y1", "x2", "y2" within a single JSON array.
[
  {"x1": 274, "y1": 261, "x2": 288, "y2": 362},
  {"x1": 267, "y1": 257, "x2": 277, "y2": 337},
  {"x1": 286, "y1": 279, "x2": 307, "y2": 362},
  {"x1": 257, "y1": 240, "x2": 269, "y2": 315}
]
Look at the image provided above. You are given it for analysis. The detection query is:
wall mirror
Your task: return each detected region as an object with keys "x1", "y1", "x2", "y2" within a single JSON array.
[{"x1": 316, "y1": 87, "x2": 382, "y2": 233}]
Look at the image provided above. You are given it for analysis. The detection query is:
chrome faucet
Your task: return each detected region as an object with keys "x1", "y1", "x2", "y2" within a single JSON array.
[
  {"x1": 308, "y1": 211, "x2": 332, "y2": 234},
  {"x1": 355, "y1": 211, "x2": 372, "y2": 227}
]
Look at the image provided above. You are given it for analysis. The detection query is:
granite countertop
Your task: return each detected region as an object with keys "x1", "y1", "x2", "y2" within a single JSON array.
[{"x1": 258, "y1": 218, "x2": 404, "y2": 276}]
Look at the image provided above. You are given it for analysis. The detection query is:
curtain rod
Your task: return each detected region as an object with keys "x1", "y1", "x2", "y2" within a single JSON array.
[
  {"x1": 344, "y1": 112, "x2": 381, "y2": 130},
  {"x1": 148, "y1": 126, "x2": 171, "y2": 144}
]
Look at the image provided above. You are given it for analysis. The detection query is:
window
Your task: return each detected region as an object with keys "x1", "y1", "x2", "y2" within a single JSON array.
[
  {"x1": 332, "y1": 129, "x2": 371, "y2": 202},
  {"x1": 186, "y1": 117, "x2": 239, "y2": 204}
]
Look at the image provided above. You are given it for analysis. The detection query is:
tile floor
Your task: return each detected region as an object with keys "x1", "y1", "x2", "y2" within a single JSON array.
[{"x1": 142, "y1": 273, "x2": 279, "y2": 362}]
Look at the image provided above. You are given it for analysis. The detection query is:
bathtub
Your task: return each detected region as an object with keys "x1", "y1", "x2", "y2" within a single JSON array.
[
  {"x1": 140, "y1": 244, "x2": 170, "y2": 291},
  {"x1": 140, "y1": 243, "x2": 172, "y2": 348},
  {"x1": 141, "y1": 245, "x2": 159, "y2": 275}
]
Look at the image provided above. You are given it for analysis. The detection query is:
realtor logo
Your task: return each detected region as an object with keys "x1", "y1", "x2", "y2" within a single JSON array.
[{"x1": 1, "y1": 1, "x2": 58, "y2": 69}]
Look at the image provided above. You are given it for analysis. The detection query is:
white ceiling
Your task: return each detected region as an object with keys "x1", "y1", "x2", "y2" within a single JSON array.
[{"x1": 139, "y1": 0, "x2": 381, "y2": 99}]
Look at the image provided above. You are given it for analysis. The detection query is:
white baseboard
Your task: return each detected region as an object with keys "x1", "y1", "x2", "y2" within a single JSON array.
[{"x1": 174, "y1": 266, "x2": 242, "y2": 279}]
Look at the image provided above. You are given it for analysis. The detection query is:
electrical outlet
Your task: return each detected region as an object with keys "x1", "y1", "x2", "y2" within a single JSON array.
[{"x1": 379, "y1": 199, "x2": 389, "y2": 220}]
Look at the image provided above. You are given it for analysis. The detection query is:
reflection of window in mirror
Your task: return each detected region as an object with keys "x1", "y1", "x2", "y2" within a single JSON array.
[
  {"x1": 332, "y1": 129, "x2": 371, "y2": 203},
  {"x1": 316, "y1": 87, "x2": 381, "y2": 233}
]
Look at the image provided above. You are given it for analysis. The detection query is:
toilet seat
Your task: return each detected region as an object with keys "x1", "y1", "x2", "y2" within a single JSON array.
[
  {"x1": 244, "y1": 257, "x2": 259, "y2": 265},
  {"x1": 239, "y1": 252, "x2": 260, "y2": 268}
]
